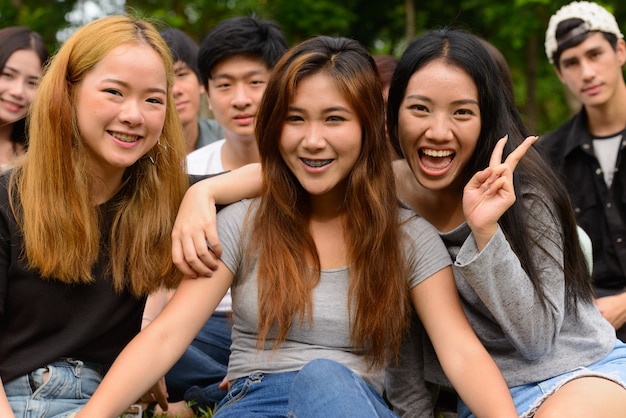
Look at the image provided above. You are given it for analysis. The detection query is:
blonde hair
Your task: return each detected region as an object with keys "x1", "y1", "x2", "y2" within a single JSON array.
[{"x1": 9, "y1": 15, "x2": 188, "y2": 296}]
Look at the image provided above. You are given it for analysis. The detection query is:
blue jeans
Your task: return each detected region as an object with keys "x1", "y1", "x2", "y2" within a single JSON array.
[
  {"x1": 213, "y1": 359, "x2": 397, "y2": 418},
  {"x1": 457, "y1": 339, "x2": 626, "y2": 418},
  {"x1": 165, "y1": 312, "x2": 230, "y2": 407},
  {"x1": 5, "y1": 358, "x2": 107, "y2": 418}
]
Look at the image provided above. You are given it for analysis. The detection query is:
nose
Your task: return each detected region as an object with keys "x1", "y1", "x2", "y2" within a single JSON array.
[
  {"x1": 302, "y1": 122, "x2": 326, "y2": 151},
  {"x1": 231, "y1": 83, "x2": 252, "y2": 109},
  {"x1": 119, "y1": 100, "x2": 144, "y2": 126},
  {"x1": 580, "y1": 58, "x2": 596, "y2": 81},
  {"x1": 8, "y1": 78, "x2": 26, "y2": 99},
  {"x1": 424, "y1": 112, "x2": 453, "y2": 142},
  {"x1": 172, "y1": 80, "x2": 182, "y2": 98}
]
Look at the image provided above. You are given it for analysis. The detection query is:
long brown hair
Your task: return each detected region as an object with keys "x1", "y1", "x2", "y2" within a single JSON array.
[
  {"x1": 9, "y1": 15, "x2": 188, "y2": 296},
  {"x1": 252, "y1": 36, "x2": 410, "y2": 368}
]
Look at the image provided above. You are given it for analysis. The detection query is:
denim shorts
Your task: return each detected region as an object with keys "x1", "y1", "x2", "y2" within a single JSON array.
[
  {"x1": 457, "y1": 339, "x2": 626, "y2": 418},
  {"x1": 5, "y1": 358, "x2": 108, "y2": 418}
]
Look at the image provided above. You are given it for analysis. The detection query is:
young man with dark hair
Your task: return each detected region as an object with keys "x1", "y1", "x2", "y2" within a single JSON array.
[{"x1": 540, "y1": 1, "x2": 626, "y2": 340}]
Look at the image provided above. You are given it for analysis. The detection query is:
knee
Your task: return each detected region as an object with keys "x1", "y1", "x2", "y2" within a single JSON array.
[{"x1": 297, "y1": 359, "x2": 344, "y2": 381}]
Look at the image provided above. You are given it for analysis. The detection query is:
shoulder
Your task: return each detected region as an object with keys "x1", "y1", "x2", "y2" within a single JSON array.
[
  {"x1": 186, "y1": 139, "x2": 226, "y2": 174},
  {"x1": 197, "y1": 118, "x2": 224, "y2": 148},
  {"x1": 539, "y1": 113, "x2": 582, "y2": 150}
]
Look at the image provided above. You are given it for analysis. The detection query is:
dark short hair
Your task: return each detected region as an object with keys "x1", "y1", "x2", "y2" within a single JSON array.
[
  {"x1": 197, "y1": 16, "x2": 288, "y2": 88},
  {"x1": 552, "y1": 18, "x2": 618, "y2": 68},
  {"x1": 159, "y1": 28, "x2": 201, "y2": 81}
]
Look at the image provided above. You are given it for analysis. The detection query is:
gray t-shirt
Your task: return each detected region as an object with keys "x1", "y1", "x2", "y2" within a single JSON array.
[{"x1": 216, "y1": 198, "x2": 452, "y2": 395}]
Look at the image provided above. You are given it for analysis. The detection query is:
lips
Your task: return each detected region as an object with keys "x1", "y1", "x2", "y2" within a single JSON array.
[{"x1": 109, "y1": 131, "x2": 140, "y2": 143}]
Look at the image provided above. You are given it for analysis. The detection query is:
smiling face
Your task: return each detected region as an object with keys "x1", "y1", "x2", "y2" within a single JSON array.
[
  {"x1": 75, "y1": 43, "x2": 167, "y2": 182},
  {"x1": 555, "y1": 32, "x2": 626, "y2": 109},
  {"x1": 279, "y1": 72, "x2": 362, "y2": 203},
  {"x1": 398, "y1": 60, "x2": 481, "y2": 193},
  {"x1": 206, "y1": 55, "x2": 271, "y2": 144},
  {"x1": 0, "y1": 49, "x2": 42, "y2": 125}
]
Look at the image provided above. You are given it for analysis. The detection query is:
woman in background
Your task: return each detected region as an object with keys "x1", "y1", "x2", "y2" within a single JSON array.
[{"x1": 0, "y1": 26, "x2": 49, "y2": 171}]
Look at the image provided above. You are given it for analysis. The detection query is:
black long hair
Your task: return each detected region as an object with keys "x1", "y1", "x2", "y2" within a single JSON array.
[{"x1": 387, "y1": 28, "x2": 593, "y2": 312}]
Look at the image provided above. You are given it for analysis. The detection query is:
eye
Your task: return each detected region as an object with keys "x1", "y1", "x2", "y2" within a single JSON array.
[
  {"x1": 1, "y1": 71, "x2": 14, "y2": 80},
  {"x1": 146, "y1": 97, "x2": 165, "y2": 105},
  {"x1": 408, "y1": 103, "x2": 428, "y2": 113},
  {"x1": 326, "y1": 115, "x2": 346, "y2": 122},
  {"x1": 286, "y1": 114, "x2": 304, "y2": 122},
  {"x1": 250, "y1": 79, "x2": 266, "y2": 86},
  {"x1": 104, "y1": 88, "x2": 122, "y2": 96}
]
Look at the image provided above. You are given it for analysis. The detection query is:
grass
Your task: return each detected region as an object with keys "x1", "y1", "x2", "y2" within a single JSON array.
[{"x1": 119, "y1": 401, "x2": 214, "y2": 418}]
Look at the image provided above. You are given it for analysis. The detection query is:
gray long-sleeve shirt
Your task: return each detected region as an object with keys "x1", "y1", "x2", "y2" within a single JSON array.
[{"x1": 386, "y1": 190, "x2": 616, "y2": 417}]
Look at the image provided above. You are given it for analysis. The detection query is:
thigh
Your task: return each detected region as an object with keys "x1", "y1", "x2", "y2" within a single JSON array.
[
  {"x1": 288, "y1": 359, "x2": 397, "y2": 418},
  {"x1": 213, "y1": 371, "x2": 295, "y2": 418},
  {"x1": 535, "y1": 376, "x2": 626, "y2": 418}
]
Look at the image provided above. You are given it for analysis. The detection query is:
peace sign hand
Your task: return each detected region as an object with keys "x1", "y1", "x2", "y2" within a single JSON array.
[{"x1": 462, "y1": 135, "x2": 538, "y2": 251}]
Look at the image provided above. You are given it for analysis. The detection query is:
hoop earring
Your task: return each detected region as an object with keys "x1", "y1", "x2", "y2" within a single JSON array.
[{"x1": 148, "y1": 139, "x2": 167, "y2": 165}]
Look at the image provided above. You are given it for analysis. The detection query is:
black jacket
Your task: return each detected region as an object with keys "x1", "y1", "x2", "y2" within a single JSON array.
[{"x1": 538, "y1": 109, "x2": 626, "y2": 289}]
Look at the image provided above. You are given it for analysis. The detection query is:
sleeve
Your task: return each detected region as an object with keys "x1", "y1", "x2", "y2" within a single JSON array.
[
  {"x1": 404, "y1": 215, "x2": 452, "y2": 289},
  {"x1": 385, "y1": 311, "x2": 435, "y2": 418},
  {"x1": 215, "y1": 199, "x2": 250, "y2": 279},
  {"x1": 0, "y1": 178, "x2": 12, "y2": 318},
  {"x1": 454, "y1": 193, "x2": 565, "y2": 360}
]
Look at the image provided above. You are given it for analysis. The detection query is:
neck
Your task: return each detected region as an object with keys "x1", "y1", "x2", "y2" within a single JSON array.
[
  {"x1": 221, "y1": 136, "x2": 260, "y2": 170},
  {"x1": 394, "y1": 160, "x2": 464, "y2": 232},
  {"x1": 183, "y1": 118, "x2": 200, "y2": 154},
  {"x1": 91, "y1": 169, "x2": 125, "y2": 205},
  {"x1": 0, "y1": 122, "x2": 13, "y2": 145}
]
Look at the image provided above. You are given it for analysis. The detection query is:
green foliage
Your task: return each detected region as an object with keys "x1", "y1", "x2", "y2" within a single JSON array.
[{"x1": 3, "y1": 0, "x2": 626, "y2": 162}]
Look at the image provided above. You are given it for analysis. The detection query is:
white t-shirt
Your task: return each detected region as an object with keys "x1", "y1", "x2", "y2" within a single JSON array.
[{"x1": 187, "y1": 139, "x2": 225, "y2": 175}]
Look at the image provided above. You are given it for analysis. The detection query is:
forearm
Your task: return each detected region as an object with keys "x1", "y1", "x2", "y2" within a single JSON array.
[
  {"x1": 205, "y1": 162, "x2": 262, "y2": 205},
  {"x1": 0, "y1": 378, "x2": 16, "y2": 418},
  {"x1": 444, "y1": 346, "x2": 516, "y2": 418},
  {"x1": 142, "y1": 288, "x2": 172, "y2": 329}
]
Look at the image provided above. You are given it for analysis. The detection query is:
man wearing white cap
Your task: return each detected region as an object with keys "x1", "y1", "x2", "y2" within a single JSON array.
[{"x1": 540, "y1": 1, "x2": 626, "y2": 342}]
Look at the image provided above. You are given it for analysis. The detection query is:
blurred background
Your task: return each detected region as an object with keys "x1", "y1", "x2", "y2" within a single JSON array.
[{"x1": 2, "y1": 0, "x2": 624, "y2": 135}]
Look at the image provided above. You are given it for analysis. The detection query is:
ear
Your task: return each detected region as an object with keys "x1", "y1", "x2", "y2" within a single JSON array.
[
  {"x1": 616, "y1": 38, "x2": 626, "y2": 68},
  {"x1": 553, "y1": 65, "x2": 566, "y2": 84}
]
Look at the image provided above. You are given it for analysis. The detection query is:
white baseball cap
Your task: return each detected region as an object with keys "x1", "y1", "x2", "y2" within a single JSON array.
[{"x1": 545, "y1": 1, "x2": 624, "y2": 64}]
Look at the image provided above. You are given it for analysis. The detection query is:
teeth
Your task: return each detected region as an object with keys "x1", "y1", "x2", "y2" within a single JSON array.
[
  {"x1": 422, "y1": 149, "x2": 453, "y2": 158},
  {"x1": 302, "y1": 159, "x2": 332, "y2": 167},
  {"x1": 111, "y1": 132, "x2": 139, "y2": 143}
]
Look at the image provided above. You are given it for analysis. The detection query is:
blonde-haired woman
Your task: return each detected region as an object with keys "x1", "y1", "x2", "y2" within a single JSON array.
[{"x1": 0, "y1": 15, "x2": 189, "y2": 417}]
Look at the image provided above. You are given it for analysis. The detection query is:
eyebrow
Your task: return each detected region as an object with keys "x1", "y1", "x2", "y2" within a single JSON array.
[
  {"x1": 103, "y1": 78, "x2": 166, "y2": 95},
  {"x1": 561, "y1": 45, "x2": 604, "y2": 64},
  {"x1": 288, "y1": 105, "x2": 352, "y2": 113},
  {"x1": 211, "y1": 69, "x2": 268, "y2": 80},
  {"x1": 406, "y1": 94, "x2": 478, "y2": 106}
]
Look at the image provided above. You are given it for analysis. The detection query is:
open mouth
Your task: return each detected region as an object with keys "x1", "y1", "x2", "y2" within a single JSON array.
[{"x1": 419, "y1": 149, "x2": 454, "y2": 171}]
